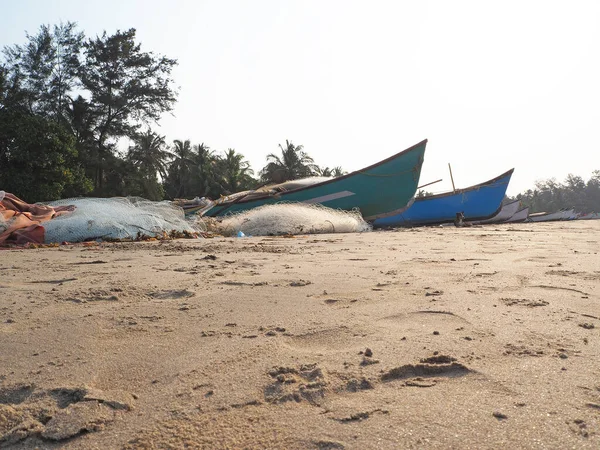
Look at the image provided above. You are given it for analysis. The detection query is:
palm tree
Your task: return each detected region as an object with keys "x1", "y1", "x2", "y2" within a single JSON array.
[
  {"x1": 315, "y1": 166, "x2": 333, "y2": 177},
  {"x1": 127, "y1": 129, "x2": 170, "y2": 179},
  {"x1": 416, "y1": 189, "x2": 433, "y2": 198},
  {"x1": 217, "y1": 148, "x2": 255, "y2": 194},
  {"x1": 331, "y1": 166, "x2": 346, "y2": 177},
  {"x1": 315, "y1": 165, "x2": 347, "y2": 178},
  {"x1": 126, "y1": 129, "x2": 171, "y2": 200},
  {"x1": 167, "y1": 139, "x2": 195, "y2": 198},
  {"x1": 259, "y1": 140, "x2": 318, "y2": 183},
  {"x1": 193, "y1": 143, "x2": 218, "y2": 197}
]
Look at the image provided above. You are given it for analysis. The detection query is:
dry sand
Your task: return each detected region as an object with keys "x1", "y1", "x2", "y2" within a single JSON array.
[{"x1": 1, "y1": 221, "x2": 599, "y2": 449}]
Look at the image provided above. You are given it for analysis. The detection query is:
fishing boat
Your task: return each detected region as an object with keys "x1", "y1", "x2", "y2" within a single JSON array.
[
  {"x1": 474, "y1": 199, "x2": 521, "y2": 224},
  {"x1": 505, "y1": 206, "x2": 529, "y2": 223},
  {"x1": 372, "y1": 169, "x2": 514, "y2": 227},
  {"x1": 578, "y1": 212, "x2": 600, "y2": 220},
  {"x1": 202, "y1": 140, "x2": 428, "y2": 220},
  {"x1": 528, "y1": 208, "x2": 575, "y2": 222},
  {"x1": 527, "y1": 212, "x2": 549, "y2": 222}
]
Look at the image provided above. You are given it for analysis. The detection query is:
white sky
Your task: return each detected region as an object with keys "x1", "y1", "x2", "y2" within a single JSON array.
[{"x1": 3, "y1": 0, "x2": 600, "y2": 195}]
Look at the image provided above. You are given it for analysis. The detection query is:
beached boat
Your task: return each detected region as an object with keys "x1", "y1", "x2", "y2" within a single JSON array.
[
  {"x1": 475, "y1": 199, "x2": 521, "y2": 224},
  {"x1": 527, "y1": 212, "x2": 551, "y2": 222},
  {"x1": 372, "y1": 169, "x2": 514, "y2": 227},
  {"x1": 578, "y1": 212, "x2": 600, "y2": 220},
  {"x1": 202, "y1": 140, "x2": 428, "y2": 220},
  {"x1": 505, "y1": 206, "x2": 529, "y2": 223},
  {"x1": 528, "y1": 208, "x2": 575, "y2": 222}
]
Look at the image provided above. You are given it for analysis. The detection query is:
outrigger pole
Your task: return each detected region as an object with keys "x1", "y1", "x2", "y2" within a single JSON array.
[
  {"x1": 448, "y1": 163, "x2": 456, "y2": 192},
  {"x1": 417, "y1": 179, "x2": 443, "y2": 190}
]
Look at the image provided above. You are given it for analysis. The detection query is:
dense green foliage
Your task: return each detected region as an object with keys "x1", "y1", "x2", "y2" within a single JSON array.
[
  {"x1": 0, "y1": 23, "x2": 343, "y2": 203},
  {"x1": 1, "y1": 23, "x2": 178, "y2": 201},
  {"x1": 512, "y1": 172, "x2": 600, "y2": 214},
  {"x1": 0, "y1": 108, "x2": 91, "y2": 201}
]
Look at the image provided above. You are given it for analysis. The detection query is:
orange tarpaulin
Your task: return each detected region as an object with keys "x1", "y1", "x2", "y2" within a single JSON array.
[{"x1": 0, "y1": 192, "x2": 75, "y2": 245}]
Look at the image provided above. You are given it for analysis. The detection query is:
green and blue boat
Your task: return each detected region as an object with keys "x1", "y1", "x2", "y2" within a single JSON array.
[{"x1": 202, "y1": 139, "x2": 427, "y2": 220}]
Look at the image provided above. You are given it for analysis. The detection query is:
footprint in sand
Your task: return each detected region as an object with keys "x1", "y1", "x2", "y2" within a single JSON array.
[
  {"x1": 378, "y1": 310, "x2": 472, "y2": 336},
  {"x1": 380, "y1": 355, "x2": 472, "y2": 383},
  {"x1": 285, "y1": 326, "x2": 370, "y2": 353},
  {"x1": 0, "y1": 385, "x2": 134, "y2": 445},
  {"x1": 503, "y1": 343, "x2": 545, "y2": 357},
  {"x1": 264, "y1": 364, "x2": 327, "y2": 405}
]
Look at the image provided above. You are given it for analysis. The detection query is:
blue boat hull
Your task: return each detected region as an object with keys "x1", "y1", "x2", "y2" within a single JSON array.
[{"x1": 373, "y1": 169, "x2": 514, "y2": 227}]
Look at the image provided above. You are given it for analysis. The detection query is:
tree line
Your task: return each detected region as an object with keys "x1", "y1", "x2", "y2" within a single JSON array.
[
  {"x1": 511, "y1": 172, "x2": 600, "y2": 214},
  {"x1": 0, "y1": 23, "x2": 344, "y2": 203}
]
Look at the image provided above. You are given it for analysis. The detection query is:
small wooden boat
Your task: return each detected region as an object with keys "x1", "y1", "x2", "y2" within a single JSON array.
[
  {"x1": 475, "y1": 199, "x2": 521, "y2": 224},
  {"x1": 202, "y1": 140, "x2": 428, "y2": 220},
  {"x1": 505, "y1": 206, "x2": 529, "y2": 223},
  {"x1": 372, "y1": 169, "x2": 514, "y2": 227},
  {"x1": 528, "y1": 208, "x2": 575, "y2": 222}
]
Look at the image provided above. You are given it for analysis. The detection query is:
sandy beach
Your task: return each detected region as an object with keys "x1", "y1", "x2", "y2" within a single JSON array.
[{"x1": 1, "y1": 220, "x2": 599, "y2": 449}]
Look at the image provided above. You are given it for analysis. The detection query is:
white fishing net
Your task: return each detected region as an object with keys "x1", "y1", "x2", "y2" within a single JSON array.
[
  {"x1": 203, "y1": 203, "x2": 371, "y2": 236},
  {"x1": 43, "y1": 197, "x2": 201, "y2": 243},
  {"x1": 269, "y1": 177, "x2": 333, "y2": 190}
]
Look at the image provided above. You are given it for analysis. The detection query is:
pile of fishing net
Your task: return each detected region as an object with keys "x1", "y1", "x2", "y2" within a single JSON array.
[
  {"x1": 43, "y1": 197, "x2": 201, "y2": 243},
  {"x1": 203, "y1": 203, "x2": 371, "y2": 236}
]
